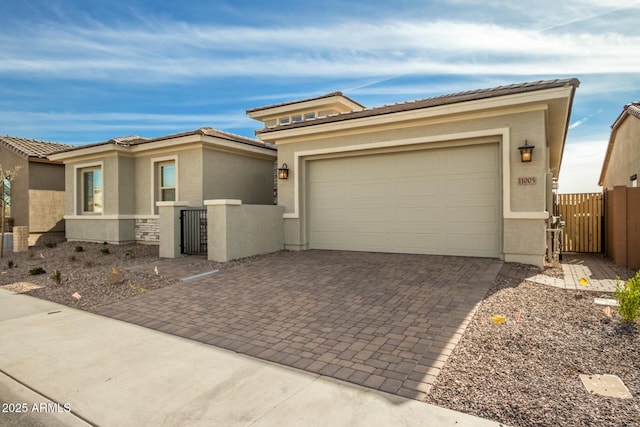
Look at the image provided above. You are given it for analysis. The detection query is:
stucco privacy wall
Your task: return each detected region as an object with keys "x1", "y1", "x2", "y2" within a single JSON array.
[
  {"x1": 275, "y1": 109, "x2": 550, "y2": 266},
  {"x1": 205, "y1": 200, "x2": 284, "y2": 262}
]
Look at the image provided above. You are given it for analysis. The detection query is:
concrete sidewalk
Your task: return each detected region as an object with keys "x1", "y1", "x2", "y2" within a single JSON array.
[{"x1": 0, "y1": 289, "x2": 505, "y2": 427}]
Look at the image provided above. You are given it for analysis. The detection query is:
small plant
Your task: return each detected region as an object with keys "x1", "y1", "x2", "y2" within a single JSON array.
[
  {"x1": 51, "y1": 270, "x2": 62, "y2": 285},
  {"x1": 7, "y1": 260, "x2": 14, "y2": 269},
  {"x1": 108, "y1": 266, "x2": 123, "y2": 285},
  {"x1": 100, "y1": 247, "x2": 110, "y2": 255},
  {"x1": 125, "y1": 249, "x2": 134, "y2": 258},
  {"x1": 45, "y1": 242, "x2": 56, "y2": 248},
  {"x1": 129, "y1": 283, "x2": 148, "y2": 294},
  {"x1": 75, "y1": 246, "x2": 84, "y2": 252},
  {"x1": 614, "y1": 271, "x2": 640, "y2": 323},
  {"x1": 68, "y1": 254, "x2": 77, "y2": 262},
  {"x1": 29, "y1": 267, "x2": 46, "y2": 276},
  {"x1": 84, "y1": 260, "x2": 94, "y2": 268}
]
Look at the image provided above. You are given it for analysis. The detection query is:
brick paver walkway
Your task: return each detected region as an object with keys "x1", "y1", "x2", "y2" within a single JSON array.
[
  {"x1": 524, "y1": 253, "x2": 636, "y2": 292},
  {"x1": 96, "y1": 250, "x2": 502, "y2": 401}
]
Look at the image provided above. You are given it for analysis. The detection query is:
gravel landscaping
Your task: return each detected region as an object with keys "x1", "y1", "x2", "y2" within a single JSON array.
[{"x1": 1, "y1": 241, "x2": 639, "y2": 427}]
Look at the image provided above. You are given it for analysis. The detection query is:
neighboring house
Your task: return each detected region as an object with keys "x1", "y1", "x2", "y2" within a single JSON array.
[
  {"x1": 0, "y1": 136, "x2": 73, "y2": 239},
  {"x1": 598, "y1": 102, "x2": 640, "y2": 269},
  {"x1": 599, "y1": 102, "x2": 640, "y2": 190},
  {"x1": 49, "y1": 127, "x2": 277, "y2": 245},
  {"x1": 247, "y1": 79, "x2": 580, "y2": 268}
]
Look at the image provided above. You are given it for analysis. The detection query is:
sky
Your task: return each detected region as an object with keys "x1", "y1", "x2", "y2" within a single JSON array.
[{"x1": 1, "y1": 0, "x2": 639, "y2": 193}]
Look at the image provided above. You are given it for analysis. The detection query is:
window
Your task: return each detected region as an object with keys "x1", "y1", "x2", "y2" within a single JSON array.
[
  {"x1": 279, "y1": 117, "x2": 290, "y2": 125},
  {"x1": 292, "y1": 114, "x2": 303, "y2": 123},
  {"x1": 153, "y1": 158, "x2": 177, "y2": 214},
  {"x1": 305, "y1": 112, "x2": 316, "y2": 120},
  {"x1": 159, "y1": 162, "x2": 176, "y2": 201},
  {"x1": 82, "y1": 167, "x2": 102, "y2": 213}
]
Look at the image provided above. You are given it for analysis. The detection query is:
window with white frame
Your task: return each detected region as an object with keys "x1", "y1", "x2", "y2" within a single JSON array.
[
  {"x1": 153, "y1": 158, "x2": 177, "y2": 214},
  {"x1": 159, "y1": 161, "x2": 176, "y2": 202},
  {"x1": 81, "y1": 167, "x2": 103, "y2": 213}
]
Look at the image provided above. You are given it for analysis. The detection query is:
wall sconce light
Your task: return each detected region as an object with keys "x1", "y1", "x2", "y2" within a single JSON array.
[
  {"x1": 518, "y1": 140, "x2": 535, "y2": 163},
  {"x1": 278, "y1": 163, "x2": 289, "y2": 179}
]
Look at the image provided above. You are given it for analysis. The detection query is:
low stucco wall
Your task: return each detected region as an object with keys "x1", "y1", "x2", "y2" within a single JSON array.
[
  {"x1": 65, "y1": 217, "x2": 135, "y2": 244},
  {"x1": 503, "y1": 218, "x2": 547, "y2": 268},
  {"x1": 206, "y1": 200, "x2": 284, "y2": 262}
]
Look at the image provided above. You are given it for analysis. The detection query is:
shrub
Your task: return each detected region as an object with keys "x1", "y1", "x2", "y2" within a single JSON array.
[
  {"x1": 100, "y1": 248, "x2": 110, "y2": 255},
  {"x1": 29, "y1": 267, "x2": 46, "y2": 276},
  {"x1": 45, "y1": 242, "x2": 56, "y2": 248},
  {"x1": 614, "y1": 271, "x2": 640, "y2": 323},
  {"x1": 51, "y1": 270, "x2": 62, "y2": 285},
  {"x1": 7, "y1": 260, "x2": 14, "y2": 269},
  {"x1": 68, "y1": 254, "x2": 77, "y2": 262},
  {"x1": 108, "y1": 266, "x2": 123, "y2": 285},
  {"x1": 75, "y1": 246, "x2": 84, "y2": 252}
]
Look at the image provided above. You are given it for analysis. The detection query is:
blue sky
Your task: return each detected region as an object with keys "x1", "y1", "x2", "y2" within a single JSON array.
[{"x1": 1, "y1": 1, "x2": 639, "y2": 193}]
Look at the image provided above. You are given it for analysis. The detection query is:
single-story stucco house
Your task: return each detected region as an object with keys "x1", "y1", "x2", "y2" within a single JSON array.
[
  {"x1": 0, "y1": 136, "x2": 73, "y2": 241},
  {"x1": 247, "y1": 78, "x2": 580, "y2": 267},
  {"x1": 48, "y1": 127, "x2": 277, "y2": 245}
]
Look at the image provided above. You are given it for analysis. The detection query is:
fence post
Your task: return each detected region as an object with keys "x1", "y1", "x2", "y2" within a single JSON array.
[{"x1": 157, "y1": 201, "x2": 190, "y2": 258}]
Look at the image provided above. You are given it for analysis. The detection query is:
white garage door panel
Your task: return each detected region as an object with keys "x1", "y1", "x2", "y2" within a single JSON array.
[{"x1": 308, "y1": 144, "x2": 500, "y2": 257}]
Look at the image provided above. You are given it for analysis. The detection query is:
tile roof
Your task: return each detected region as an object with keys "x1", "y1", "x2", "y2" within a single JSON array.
[
  {"x1": 52, "y1": 127, "x2": 275, "y2": 155},
  {"x1": 256, "y1": 78, "x2": 581, "y2": 134},
  {"x1": 246, "y1": 91, "x2": 365, "y2": 114},
  {"x1": 0, "y1": 135, "x2": 74, "y2": 159}
]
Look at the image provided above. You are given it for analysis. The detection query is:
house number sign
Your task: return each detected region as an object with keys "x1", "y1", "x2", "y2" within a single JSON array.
[{"x1": 518, "y1": 176, "x2": 537, "y2": 185}]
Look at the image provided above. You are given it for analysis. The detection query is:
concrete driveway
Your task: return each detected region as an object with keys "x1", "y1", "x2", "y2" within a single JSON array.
[{"x1": 97, "y1": 250, "x2": 502, "y2": 400}]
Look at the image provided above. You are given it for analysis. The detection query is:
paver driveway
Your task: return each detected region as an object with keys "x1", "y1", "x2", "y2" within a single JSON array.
[{"x1": 96, "y1": 250, "x2": 502, "y2": 400}]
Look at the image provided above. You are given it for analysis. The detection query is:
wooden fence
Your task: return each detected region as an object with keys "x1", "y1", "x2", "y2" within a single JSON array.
[{"x1": 557, "y1": 193, "x2": 603, "y2": 253}]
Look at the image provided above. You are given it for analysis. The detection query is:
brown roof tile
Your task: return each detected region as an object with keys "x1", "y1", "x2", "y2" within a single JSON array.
[
  {"x1": 256, "y1": 78, "x2": 580, "y2": 134},
  {"x1": 246, "y1": 91, "x2": 365, "y2": 114},
  {"x1": 0, "y1": 135, "x2": 74, "y2": 159},
  {"x1": 52, "y1": 127, "x2": 275, "y2": 155}
]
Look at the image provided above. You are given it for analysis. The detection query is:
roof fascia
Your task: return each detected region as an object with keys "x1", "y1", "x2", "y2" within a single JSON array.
[{"x1": 259, "y1": 86, "x2": 575, "y2": 143}]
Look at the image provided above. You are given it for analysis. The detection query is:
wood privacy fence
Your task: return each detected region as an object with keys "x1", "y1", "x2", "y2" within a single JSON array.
[{"x1": 557, "y1": 193, "x2": 603, "y2": 253}]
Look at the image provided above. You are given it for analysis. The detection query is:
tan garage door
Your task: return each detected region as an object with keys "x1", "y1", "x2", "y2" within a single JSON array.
[{"x1": 307, "y1": 143, "x2": 500, "y2": 257}]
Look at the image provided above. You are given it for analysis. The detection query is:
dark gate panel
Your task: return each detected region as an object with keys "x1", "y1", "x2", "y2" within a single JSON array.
[{"x1": 180, "y1": 209, "x2": 207, "y2": 255}]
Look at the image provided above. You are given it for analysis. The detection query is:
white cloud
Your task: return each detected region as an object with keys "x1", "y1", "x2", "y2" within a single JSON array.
[
  {"x1": 557, "y1": 138, "x2": 608, "y2": 193},
  {"x1": 1, "y1": 16, "x2": 639, "y2": 82}
]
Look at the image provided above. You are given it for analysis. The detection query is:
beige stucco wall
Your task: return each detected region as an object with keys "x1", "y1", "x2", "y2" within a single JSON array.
[
  {"x1": 203, "y1": 149, "x2": 275, "y2": 205},
  {"x1": 275, "y1": 109, "x2": 550, "y2": 266},
  {"x1": 206, "y1": 200, "x2": 284, "y2": 262},
  {"x1": 134, "y1": 147, "x2": 203, "y2": 215},
  {"x1": 602, "y1": 116, "x2": 640, "y2": 189},
  {"x1": 0, "y1": 148, "x2": 29, "y2": 228},
  {"x1": 66, "y1": 217, "x2": 135, "y2": 244}
]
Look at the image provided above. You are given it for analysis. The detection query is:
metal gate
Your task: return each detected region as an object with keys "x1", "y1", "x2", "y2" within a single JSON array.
[
  {"x1": 180, "y1": 209, "x2": 207, "y2": 255},
  {"x1": 557, "y1": 193, "x2": 603, "y2": 253}
]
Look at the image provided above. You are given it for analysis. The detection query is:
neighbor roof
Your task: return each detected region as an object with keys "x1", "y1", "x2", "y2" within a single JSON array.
[
  {"x1": 255, "y1": 78, "x2": 580, "y2": 134},
  {"x1": 51, "y1": 127, "x2": 275, "y2": 155},
  {"x1": 0, "y1": 135, "x2": 74, "y2": 159},
  {"x1": 598, "y1": 102, "x2": 640, "y2": 186}
]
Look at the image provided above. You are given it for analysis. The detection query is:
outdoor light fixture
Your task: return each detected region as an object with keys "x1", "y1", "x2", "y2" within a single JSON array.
[
  {"x1": 518, "y1": 140, "x2": 535, "y2": 163},
  {"x1": 278, "y1": 163, "x2": 289, "y2": 179}
]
